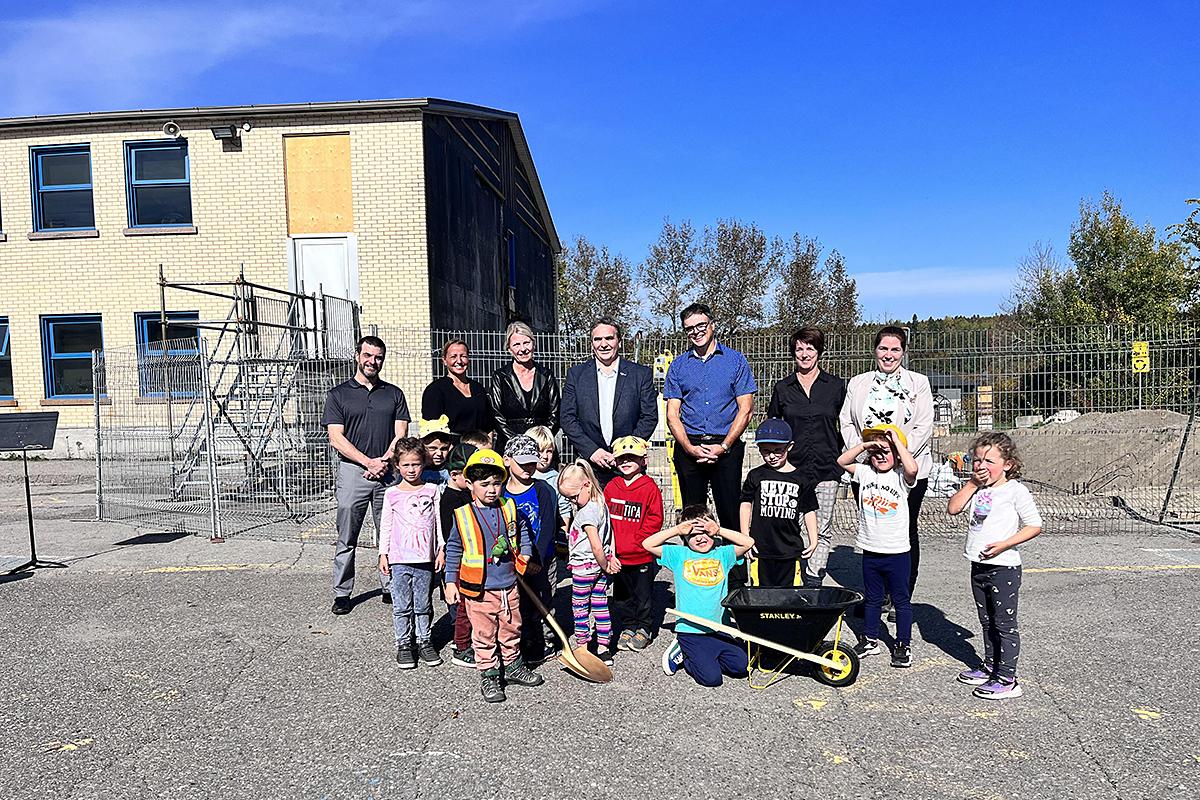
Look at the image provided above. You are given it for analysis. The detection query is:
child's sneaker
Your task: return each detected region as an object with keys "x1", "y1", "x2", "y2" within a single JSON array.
[
  {"x1": 661, "y1": 638, "x2": 684, "y2": 675},
  {"x1": 957, "y1": 667, "x2": 991, "y2": 686},
  {"x1": 890, "y1": 642, "x2": 913, "y2": 668},
  {"x1": 503, "y1": 660, "x2": 545, "y2": 687},
  {"x1": 628, "y1": 629, "x2": 653, "y2": 651},
  {"x1": 617, "y1": 629, "x2": 635, "y2": 651},
  {"x1": 481, "y1": 671, "x2": 506, "y2": 703},
  {"x1": 973, "y1": 677, "x2": 1023, "y2": 700},
  {"x1": 395, "y1": 646, "x2": 417, "y2": 670},
  {"x1": 417, "y1": 642, "x2": 442, "y2": 667},
  {"x1": 451, "y1": 648, "x2": 475, "y2": 668},
  {"x1": 853, "y1": 638, "x2": 882, "y2": 657},
  {"x1": 595, "y1": 643, "x2": 616, "y2": 666}
]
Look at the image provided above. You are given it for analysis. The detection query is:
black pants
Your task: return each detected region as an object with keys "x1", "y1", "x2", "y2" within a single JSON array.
[
  {"x1": 615, "y1": 562, "x2": 656, "y2": 633},
  {"x1": 971, "y1": 562, "x2": 1022, "y2": 680},
  {"x1": 674, "y1": 438, "x2": 746, "y2": 585},
  {"x1": 757, "y1": 557, "x2": 800, "y2": 588},
  {"x1": 673, "y1": 438, "x2": 745, "y2": 527},
  {"x1": 907, "y1": 478, "x2": 928, "y2": 596}
]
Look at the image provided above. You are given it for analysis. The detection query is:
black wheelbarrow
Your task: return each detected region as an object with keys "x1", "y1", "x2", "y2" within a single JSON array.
[{"x1": 706, "y1": 586, "x2": 864, "y2": 689}]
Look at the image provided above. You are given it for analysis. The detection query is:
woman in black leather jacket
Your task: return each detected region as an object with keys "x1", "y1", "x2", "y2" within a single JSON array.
[{"x1": 488, "y1": 321, "x2": 560, "y2": 450}]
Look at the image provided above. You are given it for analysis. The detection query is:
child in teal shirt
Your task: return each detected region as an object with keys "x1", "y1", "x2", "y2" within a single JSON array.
[{"x1": 642, "y1": 504, "x2": 756, "y2": 687}]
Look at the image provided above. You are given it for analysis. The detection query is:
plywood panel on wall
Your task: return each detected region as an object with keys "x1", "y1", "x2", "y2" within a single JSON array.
[{"x1": 284, "y1": 134, "x2": 353, "y2": 234}]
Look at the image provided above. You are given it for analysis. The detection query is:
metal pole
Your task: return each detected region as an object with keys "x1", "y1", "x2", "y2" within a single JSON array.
[
  {"x1": 1159, "y1": 382, "x2": 1197, "y2": 524},
  {"x1": 24, "y1": 449, "x2": 37, "y2": 562},
  {"x1": 159, "y1": 265, "x2": 179, "y2": 490},
  {"x1": 199, "y1": 338, "x2": 224, "y2": 542},
  {"x1": 93, "y1": 350, "x2": 103, "y2": 521}
]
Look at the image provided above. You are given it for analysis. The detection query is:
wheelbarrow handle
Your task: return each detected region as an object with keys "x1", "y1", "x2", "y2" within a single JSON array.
[{"x1": 665, "y1": 607, "x2": 845, "y2": 672}]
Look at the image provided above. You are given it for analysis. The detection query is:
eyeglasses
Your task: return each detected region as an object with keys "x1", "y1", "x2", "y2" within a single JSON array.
[{"x1": 683, "y1": 321, "x2": 710, "y2": 336}]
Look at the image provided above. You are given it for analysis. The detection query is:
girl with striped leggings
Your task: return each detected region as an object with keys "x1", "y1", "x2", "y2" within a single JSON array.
[{"x1": 558, "y1": 460, "x2": 620, "y2": 665}]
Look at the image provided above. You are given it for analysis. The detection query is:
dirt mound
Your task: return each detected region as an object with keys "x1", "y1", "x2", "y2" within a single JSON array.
[
  {"x1": 1059, "y1": 409, "x2": 1190, "y2": 433},
  {"x1": 937, "y1": 409, "x2": 1198, "y2": 497}
]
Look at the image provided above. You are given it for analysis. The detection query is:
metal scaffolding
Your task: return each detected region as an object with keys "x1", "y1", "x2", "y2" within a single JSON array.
[{"x1": 94, "y1": 270, "x2": 359, "y2": 539}]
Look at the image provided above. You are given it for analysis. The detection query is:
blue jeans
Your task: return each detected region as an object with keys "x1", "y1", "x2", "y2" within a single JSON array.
[
  {"x1": 862, "y1": 550, "x2": 913, "y2": 644},
  {"x1": 389, "y1": 562, "x2": 434, "y2": 646},
  {"x1": 676, "y1": 632, "x2": 749, "y2": 687}
]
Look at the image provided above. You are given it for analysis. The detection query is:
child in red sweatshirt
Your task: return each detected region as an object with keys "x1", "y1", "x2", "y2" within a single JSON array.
[{"x1": 604, "y1": 436, "x2": 665, "y2": 652}]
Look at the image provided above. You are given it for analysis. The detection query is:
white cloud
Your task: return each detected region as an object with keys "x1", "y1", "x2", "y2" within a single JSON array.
[{"x1": 0, "y1": 1, "x2": 598, "y2": 116}]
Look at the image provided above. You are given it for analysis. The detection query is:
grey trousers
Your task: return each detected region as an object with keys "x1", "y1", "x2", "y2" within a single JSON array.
[
  {"x1": 332, "y1": 460, "x2": 389, "y2": 598},
  {"x1": 803, "y1": 480, "x2": 840, "y2": 586}
]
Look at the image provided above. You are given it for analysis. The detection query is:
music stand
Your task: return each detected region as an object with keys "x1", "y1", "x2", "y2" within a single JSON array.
[{"x1": 0, "y1": 412, "x2": 65, "y2": 574}]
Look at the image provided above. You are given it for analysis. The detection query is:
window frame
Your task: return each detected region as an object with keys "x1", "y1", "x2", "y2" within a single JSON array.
[
  {"x1": 124, "y1": 139, "x2": 192, "y2": 228},
  {"x1": 40, "y1": 314, "x2": 104, "y2": 399},
  {"x1": 30, "y1": 144, "x2": 95, "y2": 233},
  {"x1": 135, "y1": 310, "x2": 200, "y2": 397},
  {"x1": 0, "y1": 316, "x2": 13, "y2": 401}
]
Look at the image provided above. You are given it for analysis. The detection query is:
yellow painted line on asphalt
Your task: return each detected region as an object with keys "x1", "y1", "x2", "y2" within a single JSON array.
[
  {"x1": 1026, "y1": 564, "x2": 1200, "y2": 574},
  {"x1": 141, "y1": 563, "x2": 289, "y2": 574}
]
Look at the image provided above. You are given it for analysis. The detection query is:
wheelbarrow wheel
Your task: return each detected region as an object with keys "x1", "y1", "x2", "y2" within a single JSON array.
[{"x1": 812, "y1": 640, "x2": 859, "y2": 687}]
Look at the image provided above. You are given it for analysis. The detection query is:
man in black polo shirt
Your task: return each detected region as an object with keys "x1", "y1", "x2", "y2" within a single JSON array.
[{"x1": 323, "y1": 336, "x2": 410, "y2": 614}]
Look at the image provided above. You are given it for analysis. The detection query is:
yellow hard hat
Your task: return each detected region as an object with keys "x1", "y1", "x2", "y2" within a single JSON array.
[
  {"x1": 464, "y1": 448, "x2": 507, "y2": 480},
  {"x1": 862, "y1": 424, "x2": 908, "y2": 449}
]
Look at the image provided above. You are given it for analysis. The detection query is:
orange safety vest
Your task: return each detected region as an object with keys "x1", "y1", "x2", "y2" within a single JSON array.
[{"x1": 452, "y1": 499, "x2": 528, "y2": 599}]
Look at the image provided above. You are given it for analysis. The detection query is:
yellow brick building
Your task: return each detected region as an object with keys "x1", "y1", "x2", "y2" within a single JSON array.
[{"x1": 0, "y1": 99, "x2": 560, "y2": 452}]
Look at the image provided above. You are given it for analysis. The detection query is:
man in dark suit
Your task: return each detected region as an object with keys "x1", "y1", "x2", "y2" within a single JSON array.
[{"x1": 560, "y1": 317, "x2": 658, "y2": 484}]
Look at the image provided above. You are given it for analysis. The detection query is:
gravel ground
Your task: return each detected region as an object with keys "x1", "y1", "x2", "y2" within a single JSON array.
[{"x1": 2, "y1": 470, "x2": 1200, "y2": 800}]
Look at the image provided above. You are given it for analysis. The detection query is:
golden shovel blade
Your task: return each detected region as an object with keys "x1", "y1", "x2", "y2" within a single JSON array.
[{"x1": 558, "y1": 646, "x2": 613, "y2": 683}]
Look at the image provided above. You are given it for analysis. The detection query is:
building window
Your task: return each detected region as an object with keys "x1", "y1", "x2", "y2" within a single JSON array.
[
  {"x1": 125, "y1": 141, "x2": 192, "y2": 227},
  {"x1": 0, "y1": 317, "x2": 13, "y2": 400},
  {"x1": 41, "y1": 314, "x2": 103, "y2": 399},
  {"x1": 31, "y1": 145, "x2": 95, "y2": 231},
  {"x1": 135, "y1": 311, "x2": 200, "y2": 396}
]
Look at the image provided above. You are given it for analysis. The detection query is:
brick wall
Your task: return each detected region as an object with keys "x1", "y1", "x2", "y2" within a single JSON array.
[{"x1": 0, "y1": 111, "x2": 432, "y2": 448}]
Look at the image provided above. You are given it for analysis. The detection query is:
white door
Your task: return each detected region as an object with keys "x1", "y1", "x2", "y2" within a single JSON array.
[{"x1": 292, "y1": 236, "x2": 358, "y2": 301}]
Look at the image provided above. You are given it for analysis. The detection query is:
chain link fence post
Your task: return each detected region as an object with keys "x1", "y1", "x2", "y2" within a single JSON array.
[{"x1": 199, "y1": 337, "x2": 224, "y2": 542}]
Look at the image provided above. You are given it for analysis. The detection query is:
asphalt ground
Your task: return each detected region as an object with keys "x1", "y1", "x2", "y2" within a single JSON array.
[{"x1": 2, "y1": 463, "x2": 1200, "y2": 800}]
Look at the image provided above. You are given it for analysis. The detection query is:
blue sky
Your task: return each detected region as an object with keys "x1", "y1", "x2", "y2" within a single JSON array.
[{"x1": 3, "y1": 0, "x2": 1196, "y2": 320}]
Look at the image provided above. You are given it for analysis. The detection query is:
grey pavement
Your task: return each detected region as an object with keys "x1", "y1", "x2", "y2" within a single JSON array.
[{"x1": 2, "y1": 463, "x2": 1199, "y2": 799}]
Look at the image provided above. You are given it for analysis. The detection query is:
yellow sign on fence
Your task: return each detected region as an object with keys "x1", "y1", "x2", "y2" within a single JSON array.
[{"x1": 1132, "y1": 340, "x2": 1149, "y2": 373}]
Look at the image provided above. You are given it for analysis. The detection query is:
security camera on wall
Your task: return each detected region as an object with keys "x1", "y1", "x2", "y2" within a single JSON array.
[{"x1": 162, "y1": 121, "x2": 182, "y2": 138}]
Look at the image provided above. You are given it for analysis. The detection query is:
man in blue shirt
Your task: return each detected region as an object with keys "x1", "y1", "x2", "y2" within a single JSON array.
[{"x1": 663, "y1": 303, "x2": 757, "y2": 531}]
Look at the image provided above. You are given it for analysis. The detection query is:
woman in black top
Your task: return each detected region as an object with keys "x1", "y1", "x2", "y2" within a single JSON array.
[
  {"x1": 488, "y1": 321, "x2": 560, "y2": 450},
  {"x1": 765, "y1": 326, "x2": 846, "y2": 586},
  {"x1": 421, "y1": 339, "x2": 495, "y2": 437}
]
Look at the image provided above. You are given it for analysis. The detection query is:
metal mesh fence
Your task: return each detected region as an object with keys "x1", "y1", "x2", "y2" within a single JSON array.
[
  {"x1": 97, "y1": 318, "x2": 1199, "y2": 541},
  {"x1": 95, "y1": 275, "x2": 358, "y2": 539},
  {"x1": 371, "y1": 322, "x2": 1199, "y2": 540}
]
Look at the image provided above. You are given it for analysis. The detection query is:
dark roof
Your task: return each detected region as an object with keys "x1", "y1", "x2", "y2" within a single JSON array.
[{"x1": 0, "y1": 97, "x2": 559, "y2": 251}]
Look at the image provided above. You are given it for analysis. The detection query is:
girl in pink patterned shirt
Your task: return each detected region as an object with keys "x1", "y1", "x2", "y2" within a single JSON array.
[{"x1": 378, "y1": 438, "x2": 444, "y2": 669}]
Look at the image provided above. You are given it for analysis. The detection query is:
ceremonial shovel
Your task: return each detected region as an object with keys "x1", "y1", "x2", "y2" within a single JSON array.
[{"x1": 515, "y1": 574, "x2": 613, "y2": 683}]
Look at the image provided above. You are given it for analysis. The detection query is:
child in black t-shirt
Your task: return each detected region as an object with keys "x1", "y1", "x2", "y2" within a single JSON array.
[
  {"x1": 739, "y1": 418, "x2": 819, "y2": 587},
  {"x1": 440, "y1": 442, "x2": 477, "y2": 667}
]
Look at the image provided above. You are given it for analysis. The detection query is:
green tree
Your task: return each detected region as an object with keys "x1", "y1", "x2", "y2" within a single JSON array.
[
  {"x1": 556, "y1": 235, "x2": 634, "y2": 337},
  {"x1": 639, "y1": 218, "x2": 698, "y2": 333},
  {"x1": 774, "y1": 235, "x2": 828, "y2": 330},
  {"x1": 824, "y1": 249, "x2": 861, "y2": 330},
  {"x1": 694, "y1": 218, "x2": 783, "y2": 334},
  {"x1": 1011, "y1": 192, "x2": 1195, "y2": 324}
]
